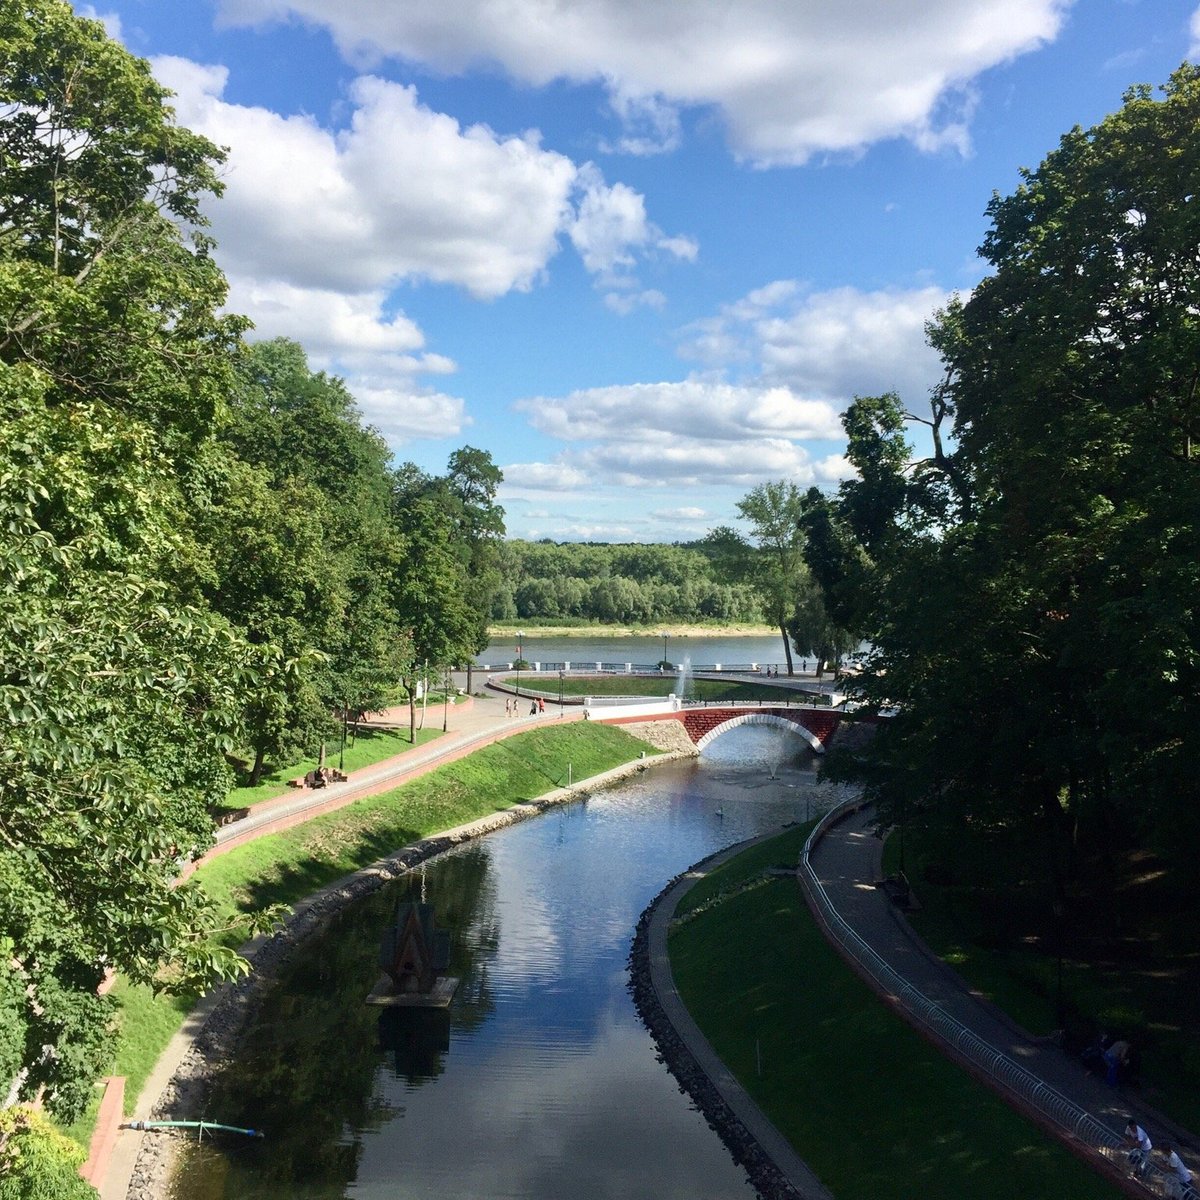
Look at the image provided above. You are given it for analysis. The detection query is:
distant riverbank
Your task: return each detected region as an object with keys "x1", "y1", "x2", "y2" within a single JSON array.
[{"x1": 488, "y1": 622, "x2": 776, "y2": 638}]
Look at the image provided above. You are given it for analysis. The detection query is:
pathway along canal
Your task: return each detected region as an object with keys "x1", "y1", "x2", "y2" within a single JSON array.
[{"x1": 171, "y1": 726, "x2": 844, "y2": 1200}]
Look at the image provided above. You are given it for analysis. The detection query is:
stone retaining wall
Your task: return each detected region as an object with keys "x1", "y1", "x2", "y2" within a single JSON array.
[{"x1": 123, "y1": 750, "x2": 694, "y2": 1200}]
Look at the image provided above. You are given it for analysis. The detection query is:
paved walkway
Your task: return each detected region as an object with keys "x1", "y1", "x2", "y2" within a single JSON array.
[
  {"x1": 803, "y1": 803, "x2": 1198, "y2": 1195},
  {"x1": 200, "y1": 691, "x2": 582, "y2": 863}
]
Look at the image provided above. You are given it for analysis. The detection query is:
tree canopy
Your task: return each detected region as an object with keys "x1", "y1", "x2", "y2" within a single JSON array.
[
  {"x1": 811, "y1": 68, "x2": 1200, "y2": 917},
  {"x1": 0, "y1": 4, "x2": 505, "y2": 1153}
]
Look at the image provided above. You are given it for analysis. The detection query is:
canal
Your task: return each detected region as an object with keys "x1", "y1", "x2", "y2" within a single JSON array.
[{"x1": 171, "y1": 725, "x2": 841, "y2": 1199}]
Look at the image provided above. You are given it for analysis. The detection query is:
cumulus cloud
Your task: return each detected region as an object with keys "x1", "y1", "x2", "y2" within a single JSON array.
[
  {"x1": 156, "y1": 57, "x2": 578, "y2": 299},
  {"x1": 651, "y1": 506, "x2": 709, "y2": 521},
  {"x1": 214, "y1": 0, "x2": 1068, "y2": 165},
  {"x1": 516, "y1": 380, "x2": 843, "y2": 443},
  {"x1": 151, "y1": 54, "x2": 692, "y2": 442},
  {"x1": 500, "y1": 462, "x2": 592, "y2": 491},
  {"x1": 679, "y1": 282, "x2": 951, "y2": 404}
]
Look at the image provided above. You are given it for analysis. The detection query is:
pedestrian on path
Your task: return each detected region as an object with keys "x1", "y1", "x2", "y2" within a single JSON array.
[
  {"x1": 538, "y1": 697, "x2": 545, "y2": 715},
  {"x1": 1159, "y1": 1143, "x2": 1196, "y2": 1200},
  {"x1": 505, "y1": 698, "x2": 511, "y2": 717},
  {"x1": 1124, "y1": 1118, "x2": 1153, "y2": 1178},
  {"x1": 530, "y1": 699, "x2": 538, "y2": 717}
]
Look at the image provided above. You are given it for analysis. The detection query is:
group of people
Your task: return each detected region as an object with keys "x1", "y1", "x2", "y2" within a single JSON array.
[
  {"x1": 1124, "y1": 1118, "x2": 1196, "y2": 1198},
  {"x1": 505, "y1": 696, "x2": 545, "y2": 717}
]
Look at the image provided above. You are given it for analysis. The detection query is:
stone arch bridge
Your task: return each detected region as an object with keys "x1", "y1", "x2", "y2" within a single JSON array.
[{"x1": 598, "y1": 704, "x2": 842, "y2": 754}]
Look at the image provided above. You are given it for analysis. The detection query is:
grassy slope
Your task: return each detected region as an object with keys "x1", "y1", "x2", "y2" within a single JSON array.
[
  {"x1": 93, "y1": 722, "x2": 657, "y2": 1134},
  {"x1": 669, "y1": 828, "x2": 1122, "y2": 1200}
]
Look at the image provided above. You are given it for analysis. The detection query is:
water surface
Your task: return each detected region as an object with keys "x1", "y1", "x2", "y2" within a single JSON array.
[{"x1": 173, "y1": 726, "x2": 842, "y2": 1200}]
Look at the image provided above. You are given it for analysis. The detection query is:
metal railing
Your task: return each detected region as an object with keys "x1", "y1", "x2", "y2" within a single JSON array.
[{"x1": 799, "y1": 801, "x2": 1168, "y2": 1192}]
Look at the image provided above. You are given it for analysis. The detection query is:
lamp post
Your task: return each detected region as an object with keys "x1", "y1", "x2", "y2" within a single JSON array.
[
  {"x1": 559, "y1": 669, "x2": 564, "y2": 718},
  {"x1": 338, "y1": 699, "x2": 348, "y2": 772},
  {"x1": 1053, "y1": 898, "x2": 1066, "y2": 1028},
  {"x1": 443, "y1": 664, "x2": 450, "y2": 733},
  {"x1": 661, "y1": 630, "x2": 670, "y2": 670},
  {"x1": 515, "y1": 630, "x2": 524, "y2": 697}
]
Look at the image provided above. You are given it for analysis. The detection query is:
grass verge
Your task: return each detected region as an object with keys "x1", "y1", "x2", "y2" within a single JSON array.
[
  {"x1": 93, "y1": 722, "x2": 658, "y2": 1137},
  {"x1": 220, "y1": 725, "x2": 445, "y2": 812},
  {"x1": 668, "y1": 827, "x2": 1123, "y2": 1200}
]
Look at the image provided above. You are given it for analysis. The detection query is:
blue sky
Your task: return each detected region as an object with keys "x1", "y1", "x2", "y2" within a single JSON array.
[{"x1": 83, "y1": 0, "x2": 1199, "y2": 542}]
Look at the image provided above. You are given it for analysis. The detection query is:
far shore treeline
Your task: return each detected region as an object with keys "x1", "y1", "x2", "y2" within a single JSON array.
[{"x1": 3, "y1": 3, "x2": 1200, "y2": 1190}]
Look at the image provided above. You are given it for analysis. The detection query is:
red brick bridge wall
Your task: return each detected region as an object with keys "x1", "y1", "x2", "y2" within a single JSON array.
[{"x1": 603, "y1": 706, "x2": 842, "y2": 749}]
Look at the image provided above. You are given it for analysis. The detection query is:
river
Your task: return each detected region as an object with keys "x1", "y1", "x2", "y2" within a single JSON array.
[
  {"x1": 477, "y1": 633, "x2": 799, "y2": 672},
  {"x1": 171, "y1": 725, "x2": 842, "y2": 1200}
]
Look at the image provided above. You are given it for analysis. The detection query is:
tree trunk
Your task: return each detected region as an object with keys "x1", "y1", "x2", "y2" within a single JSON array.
[
  {"x1": 778, "y1": 621, "x2": 795, "y2": 675},
  {"x1": 409, "y1": 693, "x2": 417, "y2": 744},
  {"x1": 248, "y1": 744, "x2": 267, "y2": 788}
]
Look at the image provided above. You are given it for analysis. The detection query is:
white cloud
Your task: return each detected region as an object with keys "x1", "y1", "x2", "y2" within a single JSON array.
[
  {"x1": 151, "y1": 54, "x2": 694, "y2": 445},
  {"x1": 516, "y1": 380, "x2": 843, "y2": 443},
  {"x1": 603, "y1": 289, "x2": 666, "y2": 316},
  {"x1": 679, "y1": 282, "x2": 951, "y2": 405},
  {"x1": 225, "y1": 278, "x2": 426, "y2": 356},
  {"x1": 651, "y1": 506, "x2": 709, "y2": 521},
  {"x1": 500, "y1": 462, "x2": 592, "y2": 491},
  {"x1": 351, "y1": 384, "x2": 468, "y2": 442},
  {"x1": 214, "y1": 0, "x2": 1069, "y2": 165},
  {"x1": 572, "y1": 436, "x2": 825, "y2": 489},
  {"x1": 156, "y1": 57, "x2": 578, "y2": 300}
]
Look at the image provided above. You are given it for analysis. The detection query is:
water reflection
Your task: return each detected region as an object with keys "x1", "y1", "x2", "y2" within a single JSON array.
[{"x1": 174, "y1": 727, "x2": 839, "y2": 1200}]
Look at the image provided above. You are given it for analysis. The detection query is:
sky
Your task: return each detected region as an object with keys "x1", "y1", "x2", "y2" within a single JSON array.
[{"x1": 80, "y1": 0, "x2": 1200, "y2": 543}]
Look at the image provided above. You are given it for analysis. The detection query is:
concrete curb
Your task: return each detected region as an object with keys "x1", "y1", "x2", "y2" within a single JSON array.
[{"x1": 629, "y1": 833, "x2": 834, "y2": 1200}]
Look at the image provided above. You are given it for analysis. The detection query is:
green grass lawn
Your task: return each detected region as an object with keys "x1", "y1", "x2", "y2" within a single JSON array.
[
  {"x1": 500, "y1": 674, "x2": 815, "y2": 702},
  {"x1": 669, "y1": 828, "x2": 1122, "y2": 1200},
  {"x1": 89, "y1": 722, "x2": 657, "y2": 1138},
  {"x1": 219, "y1": 725, "x2": 446, "y2": 813}
]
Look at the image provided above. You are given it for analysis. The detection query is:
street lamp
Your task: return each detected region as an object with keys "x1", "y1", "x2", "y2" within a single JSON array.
[
  {"x1": 515, "y1": 630, "x2": 524, "y2": 697},
  {"x1": 338, "y1": 699, "x2": 348, "y2": 772},
  {"x1": 661, "y1": 630, "x2": 670, "y2": 670},
  {"x1": 443, "y1": 664, "x2": 450, "y2": 733},
  {"x1": 559, "y1": 669, "x2": 564, "y2": 718}
]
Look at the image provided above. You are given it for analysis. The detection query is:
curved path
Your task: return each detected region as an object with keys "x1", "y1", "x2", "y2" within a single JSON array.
[{"x1": 801, "y1": 803, "x2": 1198, "y2": 1196}]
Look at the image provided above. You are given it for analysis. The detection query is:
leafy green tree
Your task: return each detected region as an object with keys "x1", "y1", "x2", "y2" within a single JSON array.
[
  {"x1": 0, "y1": 1106, "x2": 95, "y2": 1200},
  {"x1": 0, "y1": 1, "x2": 273, "y2": 1126},
  {"x1": 734, "y1": 482, "x2": 811, "y2": 674},
  {"x1": 820, "y1": 68, "x2": 1200, "y2": 923}
]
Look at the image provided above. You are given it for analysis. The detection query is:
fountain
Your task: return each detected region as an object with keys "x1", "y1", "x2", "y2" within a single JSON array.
[{"x1": 674, "y1": 655, "x2": 693, "y2": 700}]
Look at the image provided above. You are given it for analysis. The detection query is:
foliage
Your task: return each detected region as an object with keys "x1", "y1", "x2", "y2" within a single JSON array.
[
  {"x1": 811, "y1": 69, "x2": 1200, "y2": 950},
  {"x1": 492, "y1": 538, "x2": 763, "y2": 626},
  {"x1": 0, "y1": 1106, "x2": 96, "y2": 1200},
  {"x1": 0, "y1": 1, "x2": 279, "y2": 1121}
]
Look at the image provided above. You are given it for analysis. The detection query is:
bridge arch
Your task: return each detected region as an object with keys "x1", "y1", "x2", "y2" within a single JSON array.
[{"x1": 693, "y1": 711, "x2": 826, "y2": 754}]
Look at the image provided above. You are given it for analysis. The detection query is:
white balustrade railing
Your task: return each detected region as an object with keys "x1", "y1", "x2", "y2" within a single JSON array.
[{"x1": 800, "y1": 801, "x2": 1168, "y2": 1194}]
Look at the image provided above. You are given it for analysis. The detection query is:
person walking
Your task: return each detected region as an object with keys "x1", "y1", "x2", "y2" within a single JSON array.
[
  {"x1": 1159, "y1": 1143, "x2": 1195, "y2": 1200},
  {"x1": 1124, "y1": 1118, "x2": 1152, "y2": 1178}
]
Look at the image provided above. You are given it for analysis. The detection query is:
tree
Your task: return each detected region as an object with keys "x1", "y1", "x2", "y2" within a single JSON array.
[
  {"x1": 0, "y1": 2, "x2": 272, "y2": 1128},
  {"x1": 735, "y1": 482, "x2": 810, "y2": 674},
  {"x1": 819, "y1": 68, "x2": 1200, "y2": 922}
]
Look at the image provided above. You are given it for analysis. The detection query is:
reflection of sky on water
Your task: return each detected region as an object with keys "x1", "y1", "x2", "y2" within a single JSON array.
[{"x1": 178, "y1": 726, "x2": 846, "y2": 1199}]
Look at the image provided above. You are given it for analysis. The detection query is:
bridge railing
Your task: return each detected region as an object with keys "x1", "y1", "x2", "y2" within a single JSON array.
[{"x1": 798, "y1": 800, "x2": 1164, "y2": 1191}]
